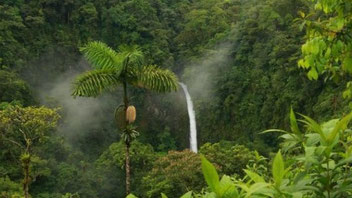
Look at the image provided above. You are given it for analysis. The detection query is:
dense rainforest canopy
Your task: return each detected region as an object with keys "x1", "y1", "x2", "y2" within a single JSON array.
[{"x1": 1, "y1": 0, "x2": 352, "y2": 197}]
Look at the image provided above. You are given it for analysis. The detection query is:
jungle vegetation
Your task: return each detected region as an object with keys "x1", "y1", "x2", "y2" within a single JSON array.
[{"x1": 1, "y1": 0, "x2": 352, "y2": 197}]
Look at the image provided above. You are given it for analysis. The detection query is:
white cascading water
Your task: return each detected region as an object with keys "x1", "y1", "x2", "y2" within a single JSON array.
[{"x1": 179, "y1": 82, "x2": 198, "y2": 153}]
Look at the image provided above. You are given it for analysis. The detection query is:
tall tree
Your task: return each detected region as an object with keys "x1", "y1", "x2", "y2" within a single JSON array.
[
  {"x1": 71, "y1": 41, "x2": 178, "y2": 195},
  {"x1": 0, "y1": 105, "x2": 60, "y2": 198}
]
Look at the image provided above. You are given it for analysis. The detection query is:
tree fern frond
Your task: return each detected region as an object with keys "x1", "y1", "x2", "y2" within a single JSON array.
[
  {"x1": 80, "y1": 41, "x2": 123, "y2": 71},
  {"x1": 72, "y1": 69, "x2": 121, "y2": 97},
  {"x1": 135, "y1": 65, "x2": 179, "y2": 92}
]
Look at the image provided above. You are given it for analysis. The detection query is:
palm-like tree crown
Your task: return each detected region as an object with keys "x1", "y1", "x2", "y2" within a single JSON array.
[
  {"x1": 71, "y1": 41, "x2": 178, "y2": 195},
  {"x1": 72, "y1": 41, "x2": 178, "y2": 97}
]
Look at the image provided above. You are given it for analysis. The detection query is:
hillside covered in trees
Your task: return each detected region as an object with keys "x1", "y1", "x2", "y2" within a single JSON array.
[{"x1": 1, "y1": 0, "x2": 352, "y2": 197}]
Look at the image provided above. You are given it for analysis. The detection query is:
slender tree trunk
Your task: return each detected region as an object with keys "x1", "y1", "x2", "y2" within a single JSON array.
[
  {"x1": 122, "y1": 81, "x2": 131, "y2": 195},
  {"x1": 123, "y1": 81, "x2": 129, "y2": 110},
  {"x1": 24, "y1": 163, "x2": 30, "y2": 198},
  {"x1": 22, "y1": 153, "x2": 31, "y2": 198},
  {"x1": 125, "y1": 142, "x2": 131, "y2": 195}
]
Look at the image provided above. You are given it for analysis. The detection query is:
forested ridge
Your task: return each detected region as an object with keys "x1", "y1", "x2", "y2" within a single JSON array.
[{"x1": 1, "y1": 0, "x2": 352, "y2": 197}]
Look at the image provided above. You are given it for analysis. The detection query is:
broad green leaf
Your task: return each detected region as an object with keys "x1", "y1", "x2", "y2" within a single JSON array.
[
  {"x1": 305, "y1": 134, "x2": 320, "y2": 146},
  {"x1": 126, "y1": 194, "x2": 138, "y2": 198},
  {"x1": 244, "y1": 170, "x2": 265, "y2": 183},
  {"x1": 308, "y1": 68, "x2": 318, "y2": 80},
  {"x1": 292, "y1": 192, "x2": 303, "y2": 198},
  {"x1": 272, "y1": 150, "x2": 285, "y2": 186},
  {"x1": 299, "y1": 114, "x2": 327, "y2": 144},
  {"x1": 299, "y1": 20, "x2": 306, "y2": 31},
  {"x1": 203, "y1": 192, "x2": 217, "y2": 198},
  {"x1": 324, "y1": 47, "x2": 331, "y2": 58},
  {"x1": 311, "y1": 39, "x2": 320, "y2": 55},
  {"x1": 304, "y1": 146, "x2": 320, "y2": 166},
  {"x1": 180, "y1": 191, "x2": 192, "y2": 198},
  {"x1": 244, "y1": 182, "x2": 271, "y2": 198},
  {"x1": 343, "y1": 57, "x2": 352, "y2": 74},
  {"x1": 329, "y1": 17, "x2": 345, "y2": 31},
  {"x1": 321, "y1": 160, "x2": 336, "y2": 169},
  {"x1": 298, "y1": 11, "x2": 305, "y2": 18},
  {"x1": 280, "y1": 134, "x2": 297, "y2": 140},
  {"x1": 236, "y1": 183, "x2": 249, "y2": 192},
  {"x1": 315, "y1": 2, "x2": 322, "y2": 10},
  {"x1": 327, "y1": 112, "x2": 352, "y2": 144},
  {"x1": 161, "y1": 193, "x2": 168, "y2": 198},
  {"x1": 222, "y1": 189, "x2": 239, "y2": 198},
  {"x1": 201, "y1": 155, "x2": 220, "y2": 194},
  {"x1": 219, "y1": 175, "x2": 239, "y2": 198},
  {"x1": 343, "y1": 89, "x2": 351, "y2": 99}
]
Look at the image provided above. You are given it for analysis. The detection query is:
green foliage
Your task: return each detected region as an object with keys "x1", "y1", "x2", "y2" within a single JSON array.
[
  {"x1": 271, "y1": 151, "x2": 287, "y2": 187},
  {"x1": 61, "y1": 193, "x2": 80, "y2": 198},
  {"x1": 96, "y1": 141, "x2": 156, "y2": 197},
  {"x1": 139, "y1": 143, "x2": 264, "y2": 197},
  {"x1": 126, "y1": 194, "x2": 138, "y2": 198},
  {"x1": 177, "y1": 111, "x2": 352, "y2": 198},
  {"x1": 28, "y1": 139, "x2": 100, "y2": 198},
  {"x1": 0, "y1": 105, "x2": 60, "y2": 198},
  {"x1": 200, "y1": 155, "x2": 220, "y2": 194},
  {"x1": 0, "y1": 177, "x2": 23, "y2": 198},
  {"x1": 72, "y1": 68, "x2": 121, "y2": 97},
  {"x1": 72, "y1": 41, "x2": 178, "y2": 97},
  {"x1": 120, "y1": 125, "x2": 140, "y2": 144},
  {"x1": 0, "y1": 70, "x2": 34, "y2": 106},
  {"x1": 199, "y1": 142, "x2": 259, "y2": 177},
  {"x1": 0, "y1": 105, "x2": 60, "y2": 150},
  {"x1": 72, "y1": 40, "x2": 178, "y2": 195},
  {"x1": 299, "y1": 0, "x2": 352, "y2": 98},
  {"x1": 142, "y1": 150, "x2": 204, "y2": 197},
  {"x1": 175, "y1": 0, "x2": 239, "y2": 57},
  {"x1": 0, "y1": 5, "x2": 26, "y2": 69},
  {"x1": 193, "y1": 155, "x2": 240, "y2": 198},
  {"x1": 136, "y1": 65, "x2": 178, "y2": 93},
  {"x1": 3, "y1": 0, "x2": 352, "y2": 197},
  {"x1": 80, "y1": 41, "x2": 123, "y2": 70},
  {"x1": 189, "y1": 0, "x2": 332, "y2": 153},
  {"x1": 155, "y1": 128, "x2": 176, "y2": 152}
]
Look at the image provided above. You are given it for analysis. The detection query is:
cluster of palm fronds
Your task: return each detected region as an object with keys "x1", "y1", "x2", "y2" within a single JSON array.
[{"x1": 72, "y1": 41, "x2": 178, "y2": 97}]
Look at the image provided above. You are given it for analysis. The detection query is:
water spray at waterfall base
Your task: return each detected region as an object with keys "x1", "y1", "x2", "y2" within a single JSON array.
[{"x1": 179, "y1": 82, "x2": 198, "y2": 153}]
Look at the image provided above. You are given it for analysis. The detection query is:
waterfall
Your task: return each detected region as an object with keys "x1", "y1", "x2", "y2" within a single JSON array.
[{"x1": 179, "y1": 82, "x2": 198, "y2": 153}]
